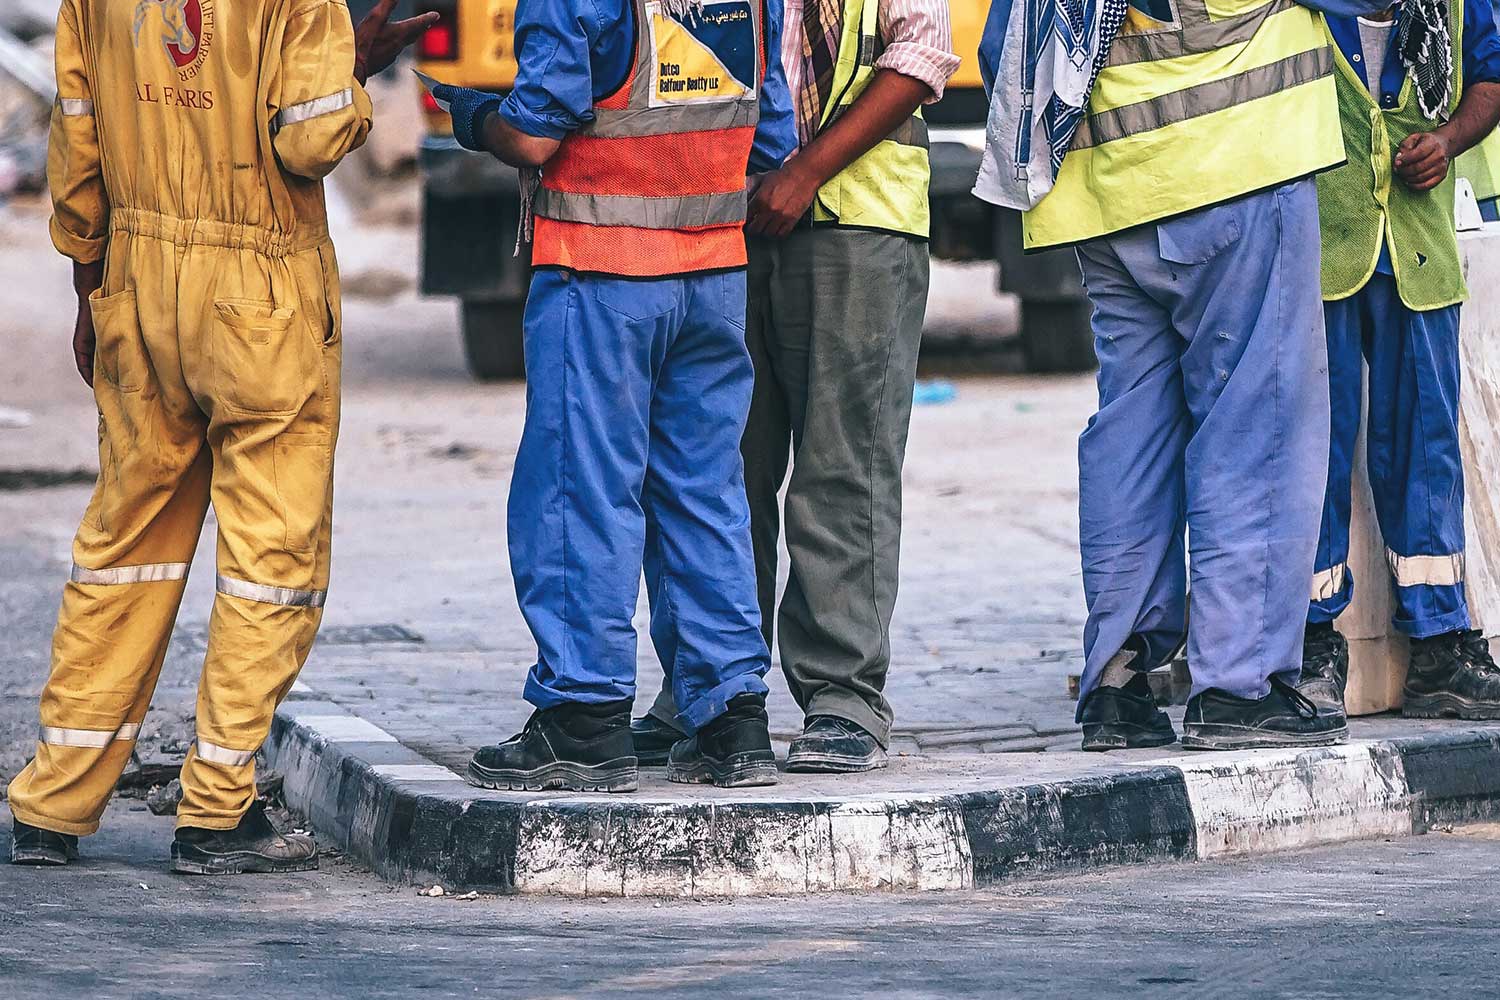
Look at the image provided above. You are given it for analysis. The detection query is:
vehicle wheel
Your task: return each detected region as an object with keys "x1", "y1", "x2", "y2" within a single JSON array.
[
  {"x1": 461, "y1": 300, "x2": 527, "y2": 381},
  {"x1": 1020, "y1": 300, "x2": 1097, "y2": 374}
]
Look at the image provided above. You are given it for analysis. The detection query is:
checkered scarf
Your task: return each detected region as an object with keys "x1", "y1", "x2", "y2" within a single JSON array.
[
  {"x1": 1397, "y1": 0, "x2": 1454, "y2": 120},
  {"x1": 972, "y1": 0, "x2": 1128, "y2": 209}
]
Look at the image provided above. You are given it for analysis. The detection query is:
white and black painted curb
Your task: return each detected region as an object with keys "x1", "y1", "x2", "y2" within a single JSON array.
[{"x1": 266, "y1": 693, "x2": 1500, "y2": 897}]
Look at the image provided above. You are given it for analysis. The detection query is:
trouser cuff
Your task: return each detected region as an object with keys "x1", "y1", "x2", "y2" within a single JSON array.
[
  {"x1": 674, "y1": 673, "x2": 770, "y2": 733},
  {"x1": 7, "y1": 804, "x2": 99, "y2": 839},
  {"x1": 1396, "y1": 606, "x2": 1472, "y2": 640}
]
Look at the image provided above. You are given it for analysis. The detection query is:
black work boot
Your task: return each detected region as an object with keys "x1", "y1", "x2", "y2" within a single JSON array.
[
  {"x1": 631, "y1": 714, "x2": 686, "y2": 767},
  {"x1": 467, "y1": 699, "x2": 638, "y2": 792},
  {"x1": 171, "y1": 800, "x2": 317, "y2": 875},
  {"x1": 1078, "y1": 635, "x2": 1175, "y2": 751},
  {"x1": 1404, "y1": 630, "x2": 1500, "y2": 720},
  {"x1": 1296, "y1": 621, "x2": 1349, "y2": 717},
  {"x1": 1181, "y1": 675, "x2": 1348, "y2": 750},
  {"x1": 10, "y1": 820, "x2": 79, "y2": 867},
  {"x1": 1080, "y1": 673, "x2": 1177, "y2": 751},
  {"x1": 786, "y1": 716, "x2": 889, "y2": 773},
  {"x1": 667, "y1": 694, "x2": 779, "y2": 788}
]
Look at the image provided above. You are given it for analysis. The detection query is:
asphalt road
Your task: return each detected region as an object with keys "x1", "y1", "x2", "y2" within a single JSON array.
[{"x1": 2, "y1": 803, "x2": 1498, "y2": 1000}]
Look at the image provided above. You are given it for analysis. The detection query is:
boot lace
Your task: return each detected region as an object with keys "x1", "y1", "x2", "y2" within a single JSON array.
[{"x1": 1271, "y1": 675, "x2": 1320, "y2": 719}]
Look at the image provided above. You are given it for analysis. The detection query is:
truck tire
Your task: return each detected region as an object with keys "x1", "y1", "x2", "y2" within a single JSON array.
[
  {"x1": 1019, "y1": 300, "x2": 1098, "y2": 374},
  {"x1": 461, "y1": 300, "x2": 527, "y2": 381}
]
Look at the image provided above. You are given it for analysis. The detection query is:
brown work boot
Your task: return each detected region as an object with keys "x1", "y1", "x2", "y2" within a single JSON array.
[{"x1": 170, "y1": 800, "x2": 318, "y2": 875}]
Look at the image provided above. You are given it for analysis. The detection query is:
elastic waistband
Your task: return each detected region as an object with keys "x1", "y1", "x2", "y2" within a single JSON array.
[{"x1": 108, "y1": 207, "x2": 328, "y2": 256}]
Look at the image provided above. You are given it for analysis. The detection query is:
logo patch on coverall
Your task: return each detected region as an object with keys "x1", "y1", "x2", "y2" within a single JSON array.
[
  {"x1": 133, "y1": 0, "x2": 215, "y2": 81},
  {"x1": 647, "y1": 0, "x2": 759, "y2": 108}
]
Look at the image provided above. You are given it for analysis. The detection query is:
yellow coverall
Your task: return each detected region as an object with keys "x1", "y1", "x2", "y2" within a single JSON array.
[{"x1": 7, "y1": 0, "x2": 373, "y2": 834}]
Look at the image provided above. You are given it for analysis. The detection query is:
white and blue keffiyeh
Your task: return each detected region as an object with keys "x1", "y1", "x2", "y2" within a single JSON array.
[{"x1": 973, "y1": 0, "x2": 1128, "y2": 210}]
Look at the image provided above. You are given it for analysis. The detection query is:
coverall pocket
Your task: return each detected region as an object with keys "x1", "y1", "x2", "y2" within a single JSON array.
[
  {"x1": 1157, "y1": 204, "x2": 1244, "y2": 265},
  {"x1": 273, "y1": 431, "x2": 330, "y2": 554},
  {"x1": 88, "y1": 288, "x2": 147, "y2": 392},
  {"x1": 212, "y1": 299, "x2": 311, "y2": 415}
]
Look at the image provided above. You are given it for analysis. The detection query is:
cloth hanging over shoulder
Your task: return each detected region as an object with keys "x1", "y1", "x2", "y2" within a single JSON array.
[
  {"x1": 1397, "y1": 0, "x2": 1454, "y2": 121},
  {"x1": 972, "y1": 0, "x2": 1127, "y2": 210}
]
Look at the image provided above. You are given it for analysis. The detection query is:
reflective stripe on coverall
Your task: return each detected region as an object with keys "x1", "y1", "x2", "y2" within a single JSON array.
[
  {"x1": 1073, "y1": 181, "x2": 1331, "y2": 713},
  {"x1": 7, "y1": 0, "x2": 371, "y2": 835},
  {"x1": 1310, "y1": 279, "x2": 1470, "y2": 637}
]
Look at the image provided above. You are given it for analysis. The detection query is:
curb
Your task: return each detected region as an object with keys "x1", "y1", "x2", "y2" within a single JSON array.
[{"x1": 265, "y1": 694, "x2": 1500, "y2": 896}]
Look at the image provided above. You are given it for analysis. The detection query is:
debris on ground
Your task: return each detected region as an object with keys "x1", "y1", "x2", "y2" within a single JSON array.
[
  {"x1": 419, "y1": 884, "x2": 446, "y2": 897},
  {"x1": 913, "y1": 380, "x2": 958, "y2": 406}
]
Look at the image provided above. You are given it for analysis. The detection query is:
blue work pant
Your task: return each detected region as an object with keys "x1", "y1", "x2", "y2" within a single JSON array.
[
  {"x1": 1309, "y1": 275, "x2": 1469, "y2": 637},
  {"x1": 509, "y1": 269, "x2": 771, "y2": 732},
  {"x1": 1073, "y1": 180, "x2": 1331, "y2": 712}
]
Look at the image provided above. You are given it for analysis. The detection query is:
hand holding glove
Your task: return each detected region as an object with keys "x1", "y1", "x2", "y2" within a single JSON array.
[{"x1": 433, "y1": 84, "x2": 504, "y2": 153}]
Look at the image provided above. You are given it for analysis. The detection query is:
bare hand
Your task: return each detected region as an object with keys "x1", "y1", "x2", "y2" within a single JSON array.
[
  {"x1": 745, "y1": 162, "x2": 821, "y2": 238},
  {"x1": 72, "y1": 299, "x2": 95, "y2": 387},
  {"x1": 353, "y1": 0, "x2": 439, "y2": 86},
  {"x1": 1394, "y1": 132, "x2": 1451, "y2": 192}
]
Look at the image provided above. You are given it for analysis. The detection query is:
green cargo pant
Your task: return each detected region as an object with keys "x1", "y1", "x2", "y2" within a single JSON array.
[{"x1": 648, "y1": 228, "x2": 929, "y2": 745}]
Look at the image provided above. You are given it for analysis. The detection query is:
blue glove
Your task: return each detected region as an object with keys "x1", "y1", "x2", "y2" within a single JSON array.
[{"x1": 433, "y1": 83, "x2": 503, "y2": 152}]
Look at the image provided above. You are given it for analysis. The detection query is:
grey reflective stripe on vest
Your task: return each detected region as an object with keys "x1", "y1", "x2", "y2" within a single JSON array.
[
  {"x1": 825, "y1": 107, "x2": 929, "y2": 148},
  {"x1": 272, "y1": 88, "x2": 354, "y2": 133},
  {"x1": 196, "y1": 738, "x2": 257, "y2": 767},
  {"x1": 1072, "y1": 44, "x2": 1332, "y2": 149},
  {"x1": 216, "y1": 574, "x2": 327, "y2": 608},
  {"x1": 59, "y1": 97, "x2": 94, "y2": 117},
  {"x1": 1106, "y1": 0, "x2": 1297, "y2": 66},
  {"x1": 583, "y1": 99, "x2": 760, "y2": 139},
  {"x1": 71, "y1": 562, "x2": 189, "y2": 585},
  {"x1": 534, "y1": 188, "x2": 748, "y2": 228},
  {"x1": 39, "y1": 723, "x2": 141, "y2": 748}
]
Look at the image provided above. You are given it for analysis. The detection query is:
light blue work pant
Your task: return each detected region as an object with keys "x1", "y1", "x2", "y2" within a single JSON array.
[
  {"x1": 1073, "y1": 180, "x2": 1331, "y2": 714},
  {"x1": 509, "y1": 269, "x2": 771, "y2": 732},
  {"x1": 1310, "y1": 275, "x2": 1469, "y2": 638}
]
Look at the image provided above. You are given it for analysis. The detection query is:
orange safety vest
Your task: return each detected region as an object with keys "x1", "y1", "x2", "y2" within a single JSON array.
[{"x1": 531, "y1": 0, "x2": 767, "y2": 277}]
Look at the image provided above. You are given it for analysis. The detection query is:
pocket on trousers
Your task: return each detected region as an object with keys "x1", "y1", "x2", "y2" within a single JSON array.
[
  {"x1": 273, "y1": 431, "x2": 330, "y2": 554},
  {"x1": 593, "y1": 277, "x2": 677, "y2": 323},
  {"x1": 1157, "y1": 203, "x2": 1244, "y2": 265},
  {"x1": 211, "y1": 299, "x2": 312, "y2": 415},
  {"x1": 88, "y1": 287, "x2": 148, "y2": 392}
]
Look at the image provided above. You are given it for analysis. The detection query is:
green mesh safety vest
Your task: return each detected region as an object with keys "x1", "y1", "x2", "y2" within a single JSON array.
[
  {"x1": 1316, "y1": 6, "x2": 1466, "y2": 309},
  {"x1": 1457, "y1": 128, "x2": 1500, "y2": 201}
]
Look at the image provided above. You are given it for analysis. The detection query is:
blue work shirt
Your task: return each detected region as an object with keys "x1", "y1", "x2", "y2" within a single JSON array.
[
  {"x1": 498, "y1": 0, "x2": 798, "y2": 173},
  {"x1": 1327, "y1": 0, "x2": 1500, "y2": 272}
]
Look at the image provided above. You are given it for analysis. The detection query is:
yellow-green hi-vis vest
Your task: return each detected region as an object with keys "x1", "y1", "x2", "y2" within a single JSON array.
[
  {"x1": 809, "y1": 0, "x2": 932, "y2": 238},
  {"x1": 1021, "y1": 0, "x2": 1344, "y2": 249},
  {"x1": 1457, "y1": 129, "x2": 1500, "y2": 201},
  {"x1": 1317, "y1": 4, "x2": 1465, "y2": 310}
]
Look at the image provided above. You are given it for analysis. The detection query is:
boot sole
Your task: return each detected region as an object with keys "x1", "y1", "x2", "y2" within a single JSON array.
[
  {"x1": 1080, "y1": 723, "x2": 1178, "y2": 752},
  {"x1": 10, "y1": 847, "x2": 69, "y2": 867},
  {"x1": 170, "y1": 847, "x2": 319, "y2": 876},
  {"x1": 1180, "y1": 724, "x2": 1348, "y2": 751},
  {"x1": 667, "y1": 754, "x2": 779, "y2": 788},
  {"x1": 783, "y1": 751, "x2": 889, "y2": 774},
  {"x1": 1402, "y1": 691, "x2": 1500, "y2": 720},
  {"x1": 466, "y1": 757, "x2": 639, "y2": 793}
]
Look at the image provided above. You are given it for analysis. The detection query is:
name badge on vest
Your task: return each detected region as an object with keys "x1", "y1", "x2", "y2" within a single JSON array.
[{"x1": 647, "y1": 0, "x2": 759, "y2": 108}]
